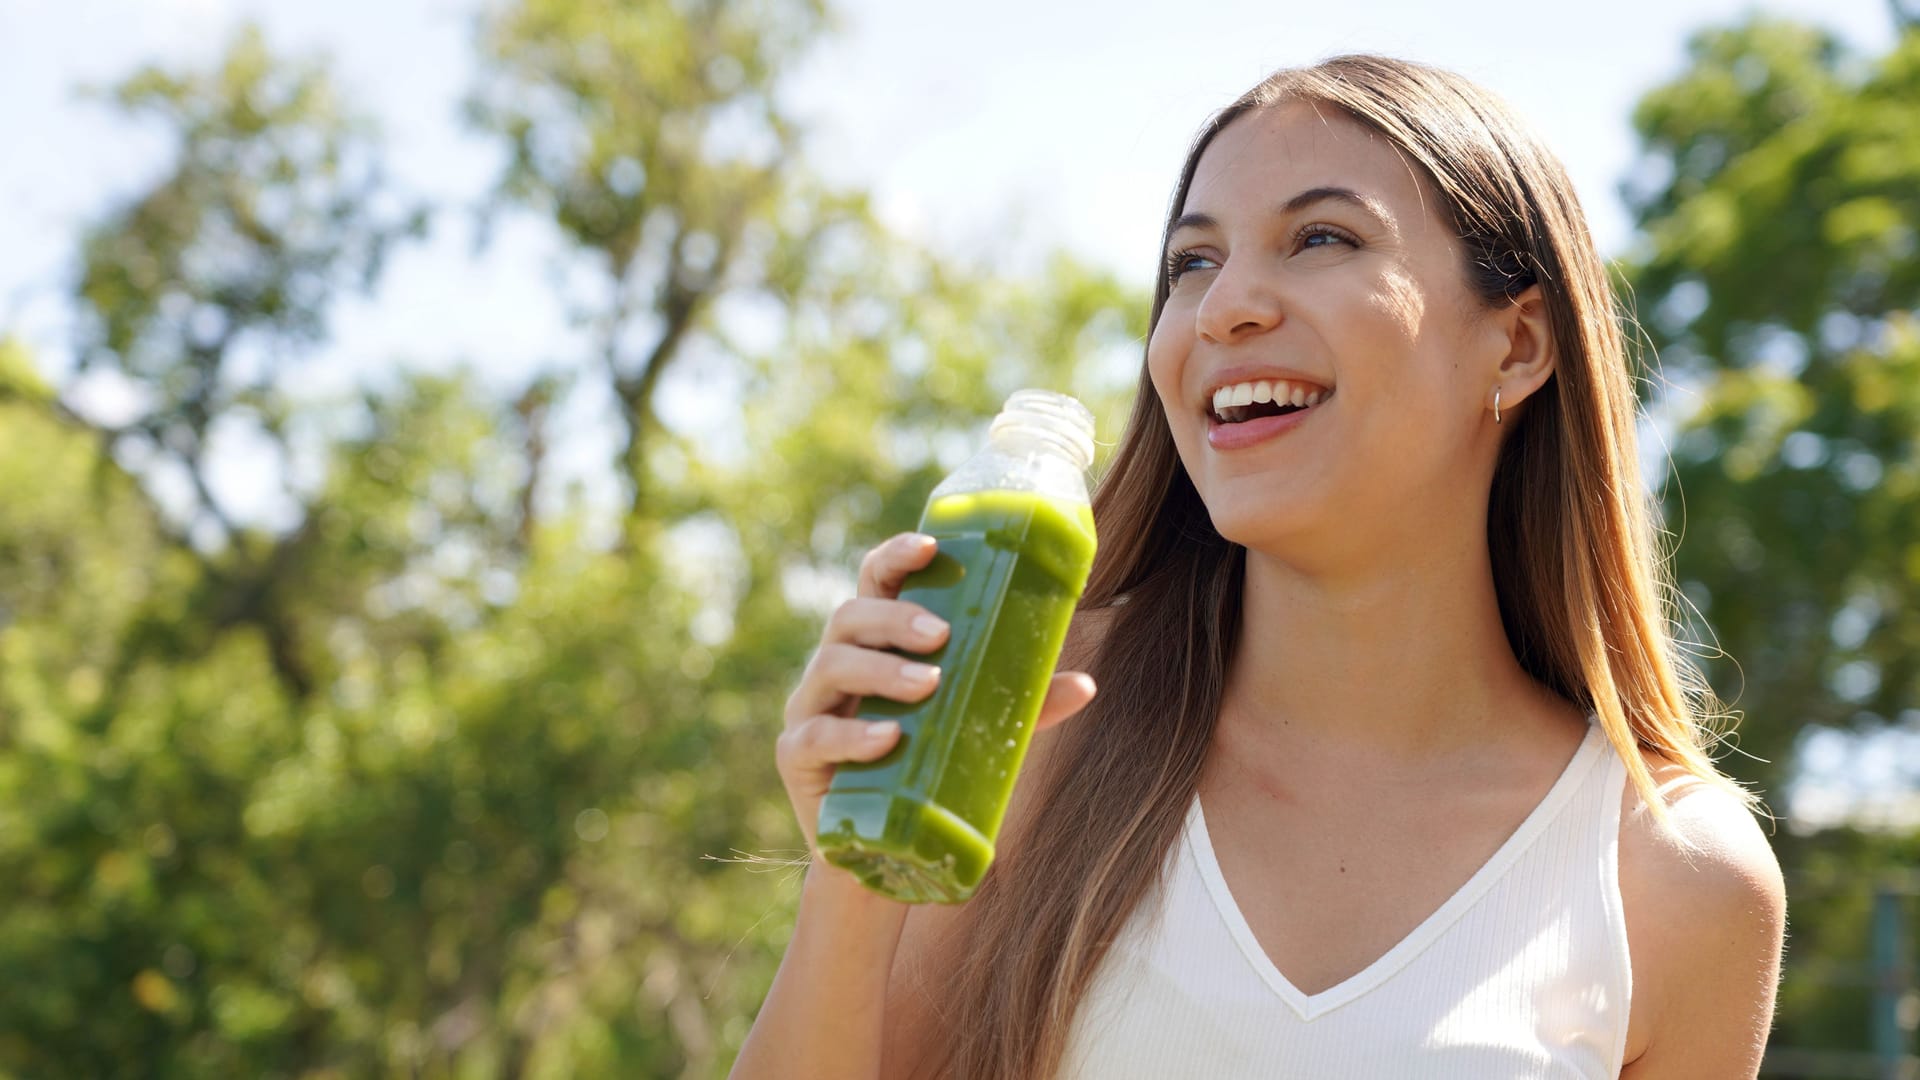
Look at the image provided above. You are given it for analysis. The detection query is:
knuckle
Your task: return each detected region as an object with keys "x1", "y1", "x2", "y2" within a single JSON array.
[
  {"x1": 830, "y1": 596, "x2": 872, "y2": 631},
  {"x1": 782, "y1": 684, "x2": 813, "y2": 722},
  {"x1": 791, "y1": 655, "x2": 820, "y2": 693},
  {"x1": 822, "y1": 641, "x2": 860, "y2": 674},
  {"x1": 814, "y1": 642, "x2": 848, "y2": 676},
  {"x1": 778, "y1": 717, "x2": 819, "y2": 757},
  {"x1": 795, "y1": 717, "x2": 835, "y2": 756},
  {"x1": 813, "y1": 639, "x2": 841, "y2": 667}
]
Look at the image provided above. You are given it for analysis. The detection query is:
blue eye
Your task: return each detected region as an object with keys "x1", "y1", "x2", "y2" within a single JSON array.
[
  {"x1": 1298, "y1": 224, "x2": 1358, "y2": 251},
  {"x1": 1164, "y1": 225, "x2": 1356, "y2": 286},
  {"x1": 1163, "y1": 249, "x2": 1216, "y2": 285}
]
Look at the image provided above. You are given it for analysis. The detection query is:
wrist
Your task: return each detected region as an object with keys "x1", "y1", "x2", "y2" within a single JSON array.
[{"x1": 803, "y1": 857, "x2": 913, "y2": 920}]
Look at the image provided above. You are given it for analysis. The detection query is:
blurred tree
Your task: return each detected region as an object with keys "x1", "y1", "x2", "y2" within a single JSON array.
[
  {"x1": 1622, "y1": 14, "x2": 1920, "y2": 1064},
  {"x1": 66, "y1": 22, "x2": 427, "y2": 699},
  {"x1": 73, "y1": 22, "x2": 426, "y2": 542},
  {"x1": 0, "y1": 7, "x2": 1143, "y2": 1080},
  {"x1": 465, "y1": 0, "x2": 830, "y2": 540},
  {"x1": 461, "y1": 5, "x2": 1145, "y2": 1070},
  {"x1": 1624, "y1": 17, "x2": 1920, "y2": 798},
  {"x1": 0, "y1": 19, "x2": 680, "y2": 1077}
]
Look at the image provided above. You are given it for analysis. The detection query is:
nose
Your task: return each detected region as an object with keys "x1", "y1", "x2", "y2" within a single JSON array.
[{"x1": 1194, "y1": 259, "x2": 1284, "y2": 343}]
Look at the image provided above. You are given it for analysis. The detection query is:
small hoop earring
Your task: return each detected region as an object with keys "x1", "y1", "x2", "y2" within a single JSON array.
[{"x1": 1494, "y1": 387, "x2": 1502, "y2": 425}]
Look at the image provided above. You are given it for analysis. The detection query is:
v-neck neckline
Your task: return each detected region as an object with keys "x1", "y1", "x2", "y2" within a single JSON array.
[{"x1": 1185, "y1": 721, "x2": 1604, "y2": 1022}]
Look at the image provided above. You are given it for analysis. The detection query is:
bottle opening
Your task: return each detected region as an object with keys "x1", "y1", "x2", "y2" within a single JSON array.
[{"x1": 988, "y1": 389, "x2": 1096, "y2": 471}]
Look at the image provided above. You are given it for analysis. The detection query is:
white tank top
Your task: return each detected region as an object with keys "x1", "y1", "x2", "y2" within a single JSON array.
[{"x1": 1059, "y1": 721, "x2": 1632, "y2": 1078}]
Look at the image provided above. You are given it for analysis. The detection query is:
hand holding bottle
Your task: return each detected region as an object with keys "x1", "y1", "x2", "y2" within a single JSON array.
[
  {"x1": 813, "y1": 390, "x2": 1100, "y2": 902},
  {"x1": 778, "y1": 529, "x2": 1096, "y2": 864},
  {"x1": 738, "y1": 393, "x2": 1100, "y2": 1079}
]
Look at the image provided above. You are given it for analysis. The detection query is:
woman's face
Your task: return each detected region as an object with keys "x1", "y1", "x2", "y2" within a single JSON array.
[{"x1": 1148, "y1": 102, "x2": 1513, "y2": 563}]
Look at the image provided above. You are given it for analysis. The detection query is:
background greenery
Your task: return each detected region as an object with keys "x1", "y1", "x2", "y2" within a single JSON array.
[{"x1": 0, "y1": 2, "x2": 1915, "y2": 1076}]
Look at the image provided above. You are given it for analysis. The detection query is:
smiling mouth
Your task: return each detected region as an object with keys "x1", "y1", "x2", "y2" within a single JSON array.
[{"x1": 1210, "y1": 391, "x2": 1333, "y2": 425}]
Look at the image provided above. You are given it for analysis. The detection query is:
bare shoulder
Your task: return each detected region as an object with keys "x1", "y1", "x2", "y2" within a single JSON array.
[
  {"x1": 1622, "y1": 757, "x2": 1784, "y2": 899},
  {"x1": 1618, "y1": 754, "x2": 1787, "y2": 1077},
  {"x1": 879, "y1": 602, "x2": 1116, "y2": 1076}
]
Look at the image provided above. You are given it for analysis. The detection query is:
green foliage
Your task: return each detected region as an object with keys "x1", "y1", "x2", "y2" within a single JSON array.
[
  {"x1": 467, "y1": 0, "x2": 826, "y2": 266},
  {"x1": 72, "y1": 22, "x2": 426, "y2": 547},
  {"x1": 7, "y1": 3, "x2": 1914, "y2": 1074},
  {"x1": 466, "y1": 0, "x2": 835, "y2": 532},
  {"x1": 1769, "y1": 828, "x2": 1920, "y2": 1055},
  {"x1": 0, "y1": 8, "x2": 1141, "y2": 1077},
  {"x1": 1624, "y1": 16, "x2": 1920, "y2": 1063},
  {"x1": 1625, "y1": 19, "x2": 1920, "y2": 794},
  {"x1": 0, "y1": 335, "x2": 54, "y2": 403}
]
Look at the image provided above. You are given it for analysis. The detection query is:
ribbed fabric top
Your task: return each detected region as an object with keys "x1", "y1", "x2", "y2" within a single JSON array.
[{"x1": 1058, "y1": 721, "x2": 1632, "y2": 1078}]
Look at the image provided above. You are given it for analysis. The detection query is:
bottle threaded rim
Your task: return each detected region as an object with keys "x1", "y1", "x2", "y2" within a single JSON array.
[{"x1": 988, "y1": 389, "x2": 1096, "y2": 470}]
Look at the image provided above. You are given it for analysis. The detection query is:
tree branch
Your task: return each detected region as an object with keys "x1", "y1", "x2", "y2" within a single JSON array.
[
  {"x1": 608, "y1": 172, "x2": 773, "y2": 540},
  {"x1": 609, "y1": 228, "x2": 703, "y2": 542},
  {"x1": 513, "y1": 377, "x2": 552, "y2": 554}
]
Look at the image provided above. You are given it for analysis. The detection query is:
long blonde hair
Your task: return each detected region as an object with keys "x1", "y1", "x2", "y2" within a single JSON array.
[{"x1": 926, "y1": 54, "x2": 1756, "y2": 1079}]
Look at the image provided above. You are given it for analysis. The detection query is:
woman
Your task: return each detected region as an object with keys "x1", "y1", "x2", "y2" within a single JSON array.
[{"x1": 735, "y1": 54, "x2": 1786, "y2": 1079}]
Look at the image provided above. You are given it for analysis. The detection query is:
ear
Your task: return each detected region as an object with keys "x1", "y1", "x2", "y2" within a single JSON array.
[{"x1": 1485, "y1": 284, "x2": 1555, "y2": 418}]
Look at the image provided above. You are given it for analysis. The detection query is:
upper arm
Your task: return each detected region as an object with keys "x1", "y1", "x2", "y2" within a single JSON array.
[
  {"x1": 878, "y1": 603, "x2": 1115, "y2": 1077},
  {"x1": 1620, "y1": 782, "x2": 1787, "y2": 1079}
]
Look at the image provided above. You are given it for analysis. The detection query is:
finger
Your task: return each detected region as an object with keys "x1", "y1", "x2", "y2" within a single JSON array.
[
  {"x1": 787, "y1": 643, "x2": 941, "y2": 722},
  {"x1": 777, "y1": 715, "x2": 904, "y2": 790},
  {"x1": 1034, "y1": 672, "x2": 1097, "y2": 731},
  {"x1": 856, "y1": 532, "x2": 938, "y2": 599},
  {"x1": 824, "y1": 596, "x2": 950, "y2": 651}
]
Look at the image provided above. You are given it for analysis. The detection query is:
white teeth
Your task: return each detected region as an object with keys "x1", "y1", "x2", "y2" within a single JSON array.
[{"x1": 1208, "y1": 379, "x2": 1335, "y2": 418}]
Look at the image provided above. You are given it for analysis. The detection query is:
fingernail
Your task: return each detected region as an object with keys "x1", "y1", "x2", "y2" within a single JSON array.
[
  {"x1": 866, "y1": 721, "x2": 899, "y2": 741},
  {"x1": 900, "y1": 662, "x2": 938, "y2": 684},
  {"x1": 900, "y1": 533, "x2": 933, "y2": 550},
  {"x1": 911, "y1": 614, "x2": 948, "y2": 639}
]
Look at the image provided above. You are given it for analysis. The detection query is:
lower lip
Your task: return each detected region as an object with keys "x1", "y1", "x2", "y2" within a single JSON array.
[{"x1": 1206, "y1": 399, "x2": 1326, "y2": 450}]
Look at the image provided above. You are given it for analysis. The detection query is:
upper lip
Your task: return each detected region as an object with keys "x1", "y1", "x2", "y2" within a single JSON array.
[{"x1": 1202, "y1": 364, "x2": 1335, "y2": 414}]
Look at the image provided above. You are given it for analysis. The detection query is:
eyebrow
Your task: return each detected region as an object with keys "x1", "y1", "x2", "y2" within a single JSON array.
[{"x1": 1167, "y1": 185, "x2": 1390, "y2": 238}]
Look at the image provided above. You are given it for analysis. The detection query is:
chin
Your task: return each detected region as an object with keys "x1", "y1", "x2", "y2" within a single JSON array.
[{"x1": 1203, "y1": 499, "x2": 1326, "y2": 553}]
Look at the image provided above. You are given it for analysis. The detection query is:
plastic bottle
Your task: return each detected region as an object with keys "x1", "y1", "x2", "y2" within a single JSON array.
[{"x1": 816, "y1": 389, "x2": 1098, "y2": 903}]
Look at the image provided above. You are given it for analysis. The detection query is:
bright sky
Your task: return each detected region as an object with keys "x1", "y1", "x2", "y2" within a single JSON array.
[
  {"x1": 0, "y1": 0, "x2": 1899, "y2": 390},
  {"x1": 1, "y1": 0, "x2": 1899, "y2": 540},
  {"x1": 0, "y1": 0, "x2": 1908, "y2": 825}
]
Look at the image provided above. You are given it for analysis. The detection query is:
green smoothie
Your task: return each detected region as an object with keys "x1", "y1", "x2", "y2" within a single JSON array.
[{"x1": 817, "y1": 488, "x2": 1097, "y2": 903}]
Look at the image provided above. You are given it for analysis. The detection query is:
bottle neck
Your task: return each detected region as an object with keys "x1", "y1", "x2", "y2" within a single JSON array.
[
  {"x1": 988, "y1": 423, "x2": 1091, "y2": 470},
  {"x1": 925, "y1": 389, "x2": 1095, "y2": 505},
  {"x1": 987, "y1": 390, "x2": 1095, "y2": 471}
]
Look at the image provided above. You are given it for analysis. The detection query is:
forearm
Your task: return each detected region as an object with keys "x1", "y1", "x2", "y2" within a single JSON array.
[{"x1": 730, "y1": 861, "x2": 911, "y2": 1080}]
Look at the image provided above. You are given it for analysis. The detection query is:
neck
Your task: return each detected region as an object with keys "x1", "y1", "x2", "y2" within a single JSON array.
[{"x1": 1219, "y1": 517, "x2": 1559, "y2": 772}]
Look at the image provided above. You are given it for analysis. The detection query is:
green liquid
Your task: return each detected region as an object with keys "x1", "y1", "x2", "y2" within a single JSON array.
[{"x1": 816, "y1": 489, "x2": 1097, "y2": 903}]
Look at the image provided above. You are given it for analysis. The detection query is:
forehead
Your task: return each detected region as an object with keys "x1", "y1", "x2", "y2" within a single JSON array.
[{"x1": 1183, "y1": 102, "x2": 1437, "y2": 231}]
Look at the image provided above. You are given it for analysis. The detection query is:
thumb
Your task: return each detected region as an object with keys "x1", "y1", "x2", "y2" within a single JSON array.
[{"x1": 1034, "y1": 672, "x2": 1097, "y2": 731}]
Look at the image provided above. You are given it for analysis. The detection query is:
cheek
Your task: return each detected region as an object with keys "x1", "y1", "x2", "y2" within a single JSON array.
[
  {"x1": 1364, "y1": 267, "x2": 1428, "y2": 351},
  {"x1": 1354, "y1": 272, "x2": 1471, "y2": 405},
  {"x1": 1145, "y1": 319, "x2": 1185, "y2": 418}
]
